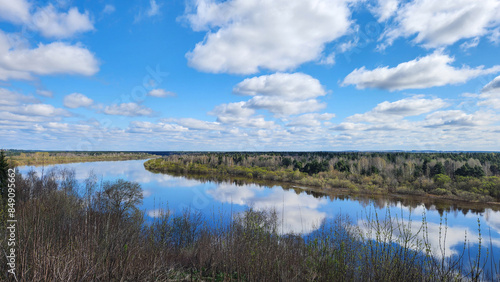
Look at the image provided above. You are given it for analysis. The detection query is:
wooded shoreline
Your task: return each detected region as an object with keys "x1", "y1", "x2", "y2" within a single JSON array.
[{"x1": 144, "y1": 151, "x2": 500, "y2": 204}]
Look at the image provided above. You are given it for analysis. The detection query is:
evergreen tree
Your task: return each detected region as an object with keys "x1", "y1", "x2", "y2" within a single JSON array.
[
  {"x1": 0, "y1": 150, "x2": 10, "y2": 199},
  {"x1": 430, "y1": 162, "x2": 445, "y2": 177}
]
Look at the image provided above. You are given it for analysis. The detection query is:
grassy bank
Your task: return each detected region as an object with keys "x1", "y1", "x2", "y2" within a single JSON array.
[
  {"x1": 144, "y1": 152, "x2": 500, "y2": 203},
  {"x1": 5, "y1": 151, "x2": 156, "y2": 167},
  {"x1": 0, "y1": 167, "x2": 496, "y2": 281}
]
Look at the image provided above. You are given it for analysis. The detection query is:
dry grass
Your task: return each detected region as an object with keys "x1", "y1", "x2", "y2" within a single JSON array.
[{"x1": 1, "y1": 168, "x2": 497, "y2": 281}]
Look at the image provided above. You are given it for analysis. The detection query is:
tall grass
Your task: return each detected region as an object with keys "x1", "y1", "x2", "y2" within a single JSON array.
[{"x1": 1, "y1": 168, "x2": 497, "y2": 281}]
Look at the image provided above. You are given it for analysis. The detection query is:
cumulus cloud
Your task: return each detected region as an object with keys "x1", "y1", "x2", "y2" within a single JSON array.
[
  {"x1": 348, "y1": 97, "x2": 449, "y2": 123},
  {"x1": 0, "y1": 31, "x2": 99, "y2": 80},
  {"x1": 234, "y1": 73, "x2": 327, "y2": 99},
  {"x1": 63, "y1": 93, "x2": 94, "y2": 108},
  {"x1": 370, "y1": 0, "x2": 399, "y2": 22},
  {"x1": 423, "y1": 110, "x2": 496, "y2": 128},
  {"x1": 232, "y1": 73, "x2": 328, "y2": 116},
  {"x1": 287, "y1": 113, "x2": 336, "y2": 127},
  {"x1": 245, "y1": 97, "x2": 325, "y2": 116},
  {"x1": 32, "y1": 5, "x2": 94, "y2": 38},
  {"x1": 381, "y1": 0, "x2": 500, "y2": 48},
  {"x1": 162, "y1": 118, "x2": 223, "y2": 131},
  {"x1": 104, "y1": 103, "x2": 154, "y2": 117},
  {"x1": 184, "y1": 0, "x2": 352, "y2": 74},
  {"x1": 128, "y1": 121, "x2": 188, "y2": 133},
  {"x1": 0, "y1": 88, "x2": 39, "y2": 106},
  {"x1": 0, "y1": 88, "x2": 71, "y2": 125},
  {"x1": 477, "y1": 76, "x2": 500, "y2": 109},
  {"x1": 7, "y1": 103, "x2": 70, "y2": 117},
  {"x1": 0, "y1": 0, "x2": 31, "y2": 24},
  {"x1": 209, "y1": 102, "x2": 275, "y2": 128},
  {"x1": 287, "y1": 113, "x2": 335, "y2": 127},
  {"x1": 481, "y1": 75, "x2": 500, "y2": 93},
  {"x1": 342, "y1": 52, "x2": 500, "y2": 91},
  {"x1": 147, "y1": 88, "x2": 176, "y2": 97},
  {"x1": 0, "y1": 1, "x2": 94, "y2": 38}
]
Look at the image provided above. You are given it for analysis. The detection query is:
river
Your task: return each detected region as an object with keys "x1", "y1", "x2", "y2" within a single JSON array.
[{"x1": 18, "y1": 159, "x2": 500, "y2": 266}]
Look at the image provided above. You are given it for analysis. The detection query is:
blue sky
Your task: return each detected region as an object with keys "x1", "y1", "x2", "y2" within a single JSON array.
[{"x1": 1, "y1": 0, "x2": 500, "y2": 151}]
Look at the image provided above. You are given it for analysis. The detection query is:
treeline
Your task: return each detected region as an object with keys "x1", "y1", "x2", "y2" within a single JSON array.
[
  {"x1": 4, "y1": 151, "x2": 155, "y2": 166},
  {"x1": 145, "y1": 152, "x2": 500, "y2": 202},
  {"x1": 0, "y1": 165, "x2": 496, "y2": 280}
]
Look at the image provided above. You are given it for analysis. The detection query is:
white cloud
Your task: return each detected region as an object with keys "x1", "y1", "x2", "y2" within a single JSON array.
[
  {"x1": 147, "y1": 88, "x2": 176, "y2": 97},
  {"x1": 128, "y1": 121, "x2": 188, "y2": 133},
  {"x1": 245, "y1": 97, "x2": 325, "y2": 116},
  {"x1": 0, "y1": 1, "x2": 94, "y2": 39},
  {"x1": 103, "y1": 4, "x2": 116, "y2": 14},
  {"x1": 147, "y1": 0, "x2": 160, "y2": 17},
  {"x1": 287, "y1": 113, "x2": 336, "y2": 127},
  {"x1": 0, "y1": 88, "x2": 71, "y2": 125},
  {"x1": 423, "y1": 110, "x2": 496, "y2": 128},
  {"x1": 318, "y1": 52, "x2": 336, "y2": 65},
  {"x1": 32, "y1": 5, "x2": 94, "y2": 38},
  {"x1": 490, "y1": 28, "x2": 500, "y2": 44},
  {"x1": 0, "y1": 88, "x2": 39, "y2": 106},
  {"x1": 343, "y1": 52, "x2": 500, "y2": 91},
  {"x1": 460, "y1": 37, "x2": 480, "y2": 50},
  {"x1": 370, "y1": 0, "x2": 399, "y2": 22},
  {"x1": 163, "y1": 118, "x2": 223, "y2": 131},
  {"x1": 348, "y1": 97, "x2": 449, "y2": 123},
  {"x1": 381, "y1": 0, "x2": 500, "y2": 48},
  {"x1": 232, "y1": 72, "x2": 328, "y2": 116},
  {"x1": 9, "y1": 103, "x2": 70, "y2": 117},
  {"x1": 0, "y1": 31, "x2": 99, "y2": 80},
  {"x1": 478, "y1": 75, "x2": 500, "y2": 109},
  {"x1": 63, "y1": 93, "x2": 93, "y2": 108},
  {"x1": 184, "y1": 0, "x2": 352, "y2": 74},
  {"x1": 36, "y1": 89, "x2": 53, "y2": 97},
  {"x1": 209, "y1": 102, "x2": 275, "y2": 129},
  {"x1": 104, "y1": 103, "x2": 154, "y2": 117},
  {"x1": 0, "y1": 0, "x2": 31, "y2": 24},
  {"x1": 481, "y1": 75, "x2": 500, "y2": 93},
  {"x1": 234, "y1": 73, "x2": 327, "y2": 100}
]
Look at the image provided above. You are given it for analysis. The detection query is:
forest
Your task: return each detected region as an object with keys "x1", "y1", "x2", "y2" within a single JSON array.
[
  {"x1": 145, "y1": 152, "x2": 500, "y2": 202},
  {"x1": 4, "y1": 150, "x2": 155, "y2": 166}
]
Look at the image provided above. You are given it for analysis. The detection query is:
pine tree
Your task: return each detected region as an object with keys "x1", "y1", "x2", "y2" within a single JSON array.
[{"x1": 0, "y1": 150, "x2": 10, "y2": 199}]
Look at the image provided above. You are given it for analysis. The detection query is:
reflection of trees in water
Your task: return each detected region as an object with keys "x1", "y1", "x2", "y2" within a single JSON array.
[{"x1": 157, "y1": 171, "x2": 499, "y2": 216}]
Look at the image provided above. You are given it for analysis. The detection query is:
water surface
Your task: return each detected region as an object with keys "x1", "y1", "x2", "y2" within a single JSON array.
[{"x1": 18, "y1": 159, "x2": 500, "y2": 261}]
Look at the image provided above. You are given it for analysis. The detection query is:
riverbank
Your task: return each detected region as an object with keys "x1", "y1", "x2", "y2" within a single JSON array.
[
  {"x1": 1, "y1": 167, "x2": 495, "y2": 281},
  {"x1": 144, "y1": 156, "x2": 500, "y2": 205},
  {"x1": 6, "y1": 151, "x2": 156, "y2": 167}
]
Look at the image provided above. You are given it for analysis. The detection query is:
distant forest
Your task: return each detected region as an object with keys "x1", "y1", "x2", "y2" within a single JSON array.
[
  {"x1": 4, "y1": 151, "x2": 154, "y2": 166},
  {"x1": 145, "y1": 152, "x2": 500, "y2": 202}
]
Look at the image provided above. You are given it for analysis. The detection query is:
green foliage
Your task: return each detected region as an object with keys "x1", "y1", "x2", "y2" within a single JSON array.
[
  {"x1": 455, "y1": 164, "x2": 485, "y2": 178},
  {"x1": 6, "y1": 151, "x2": 155, "y2": 167},
  {"x1": 0, "y1": 150, "x2": 9, "y2": 198},
  {"x1": 334, "y1": 159, "x2": 350, "y2": 173},
  {"x1": 433, "y1": 174, "x2": 451, "y2": 186},
  {"x1": 144, "y1": 151, "x2": 500, "y2": 202},
  {"x1": 430, "y1": 162, "x2": 445, "y2": 177}
]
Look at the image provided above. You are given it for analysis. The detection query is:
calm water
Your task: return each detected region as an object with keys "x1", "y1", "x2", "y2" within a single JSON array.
[{"x1": 18, "y1": 159, "x2": 500, "y2": 261}]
